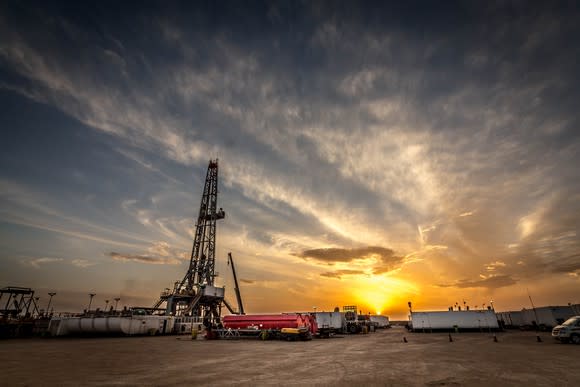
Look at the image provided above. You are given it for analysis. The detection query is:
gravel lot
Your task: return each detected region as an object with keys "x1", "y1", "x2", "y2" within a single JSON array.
[{"x1": 1, "y1": 326, "x2": 578, "y2": 386}]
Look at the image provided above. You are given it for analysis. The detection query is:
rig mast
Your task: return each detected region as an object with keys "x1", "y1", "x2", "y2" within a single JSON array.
[{"x1": 154, "y1": 159, "x2": 226, "y2": 326}]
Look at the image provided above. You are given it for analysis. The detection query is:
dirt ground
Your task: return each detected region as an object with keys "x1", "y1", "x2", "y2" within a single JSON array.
[{"x1": 1, "y1": 327, "x2": 578, "y2": 386}]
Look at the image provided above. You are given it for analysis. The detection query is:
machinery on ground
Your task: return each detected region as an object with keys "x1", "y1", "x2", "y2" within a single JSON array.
[
  {"x1": 222, "y1": 313, "x2": 316, "y2": 340},
  {"x1": 343, "y1": 305, "x2": 372, "y2": 333},
  {"x1": 227, "y1": 252, "x2": 245, "y2": 315}
]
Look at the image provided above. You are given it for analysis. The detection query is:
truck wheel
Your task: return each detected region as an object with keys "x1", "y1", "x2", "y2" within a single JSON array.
[{"x1": 570, "y1": 334, "x2": 580, "y2": 345}]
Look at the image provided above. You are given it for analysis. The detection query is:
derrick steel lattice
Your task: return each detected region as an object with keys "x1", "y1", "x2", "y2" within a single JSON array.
[
  {"x1": 180, "y1": 159, "x2": 224, "y2": 290},
  {"x1": 154, "y1": 159, "x2": 225, "y2": 320}
]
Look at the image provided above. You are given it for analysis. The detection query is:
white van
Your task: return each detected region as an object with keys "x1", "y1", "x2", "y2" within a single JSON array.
[{"x1": 552, "y1": 316, "x2": 580, "y2": 344}]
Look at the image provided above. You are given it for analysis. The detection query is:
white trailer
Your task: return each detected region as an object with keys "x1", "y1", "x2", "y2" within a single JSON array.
[
  {"x1": 498, "y1": 304, "x2": 580, "y2": 329},
  {"x1": 370, "y1": 315, "x2": 390, "y2": 328},
  {"x1": 497, "y1": 311, "x2": 524, "y2": 327},
  {"x1": 520, "y1": 306, "x2": 577, "y2": 328},
  {"x1": 411, "y1": 310, "x2": 498, "y2": 331},
  {"x1": 313, "y1": 312, "x2": 346, "y2": 336}
]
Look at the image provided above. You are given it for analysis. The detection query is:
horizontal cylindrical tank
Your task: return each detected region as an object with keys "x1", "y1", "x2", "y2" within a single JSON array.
[
  {"x1": 223, "y1": 314, "x2": 317, "y2": 334},
  {"x1": 49, "y1": 315, "x2": 174, "y2": 336}
]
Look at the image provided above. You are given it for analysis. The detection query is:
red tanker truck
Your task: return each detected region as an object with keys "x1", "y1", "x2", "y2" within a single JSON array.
[{"x1": 222, "y1": 313, "x2": 317, "y2": 340}]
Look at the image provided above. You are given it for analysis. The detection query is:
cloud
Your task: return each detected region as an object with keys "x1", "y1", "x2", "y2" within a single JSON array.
[
  {"x1": 109, "y1": 252, "x2": 180, "y2": 265},
  {"x1": 298, "y1": 246, "x2": 405, "y2": 275},
  {"x1": 23, "y1": 257, "x2": 64, "y2": 269},
  {"x1": 437, "y1": 275, "x2": 517, "y2": 289},
  {"x1": 485, "y1": 260, "x2": 506, "y2": 272},
  {"x1": 70, "y1": 259, "x2": 96, "y2": 268},
  {"x1": 239, "y1": 279, "x2": 255, "y2": 284},
  {"x1": 320, "y1": 269, "x2": 366, "y2": 279},
  {"x1": 109, "y1": 241, "x2": 188, "y2": 265},
  {"x1": 297, "y1": 246, "x2": 397, "y2": 263},
  {"x1": 547, "y1": 254, "x2": 580, "y2": 275}
]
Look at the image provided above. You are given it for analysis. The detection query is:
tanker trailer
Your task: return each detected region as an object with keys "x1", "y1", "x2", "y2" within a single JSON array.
[{"x1": 222, "y1": 313, "x2": 316, "y2": 340}]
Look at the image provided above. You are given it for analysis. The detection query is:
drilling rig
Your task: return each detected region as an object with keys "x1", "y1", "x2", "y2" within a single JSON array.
[{"x1": 154, "y1": 159, "x2": 226, "y2": 328}]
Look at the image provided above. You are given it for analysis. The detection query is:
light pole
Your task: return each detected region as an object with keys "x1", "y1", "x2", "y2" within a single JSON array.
[
  {"x1": 490, "y1": 300, "x2": 494, "y2": 310},
  {"x1": 114, "y1": 297, "x2": 121, "y2": 312},
  {"x1": 47, "y1": 292, "x2": 56, "y2": 316},
  {"x1": 88, "y1": 293, "x2": 96, "y2": 312}
]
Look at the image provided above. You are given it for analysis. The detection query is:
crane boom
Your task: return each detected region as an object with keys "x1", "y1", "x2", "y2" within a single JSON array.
[{"x1": 228, "y1": 252, "x2": 245, "y2": 315}]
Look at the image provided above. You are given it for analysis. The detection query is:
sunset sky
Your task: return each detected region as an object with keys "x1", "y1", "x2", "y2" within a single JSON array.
[{"x1": 1, "y1": 1, "x2": 579, "y2": 319}]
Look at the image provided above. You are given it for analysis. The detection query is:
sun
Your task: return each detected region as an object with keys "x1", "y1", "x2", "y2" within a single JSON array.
[{"x1": 351, "y1": 275, "x2": 417, "y2": 316}]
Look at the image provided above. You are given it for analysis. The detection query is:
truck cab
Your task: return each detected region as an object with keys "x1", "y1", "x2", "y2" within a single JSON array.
[{"x1": 552, "y1": 316, "x2": 580, "y2": 344}]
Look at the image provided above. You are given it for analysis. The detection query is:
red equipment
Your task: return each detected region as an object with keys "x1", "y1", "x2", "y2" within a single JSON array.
[{"x1": 223, "y1": 314, "x2": 318, "y2": 334}]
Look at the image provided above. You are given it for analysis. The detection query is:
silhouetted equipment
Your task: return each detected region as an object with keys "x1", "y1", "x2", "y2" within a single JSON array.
[
  {"x1": 0, "y1": 287, "x2": 40, "y2": 319},
  {"x1": 153, "y1": 160, "x2": 226, "y2": 326},
  {"x1": 228, "y1": 252, "x2": 245, "y2": 315}
]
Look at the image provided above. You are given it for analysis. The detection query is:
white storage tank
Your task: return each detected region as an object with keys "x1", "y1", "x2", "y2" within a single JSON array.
[{"x1": 49, "y1": 315, "x2": 174, "y2": 336}]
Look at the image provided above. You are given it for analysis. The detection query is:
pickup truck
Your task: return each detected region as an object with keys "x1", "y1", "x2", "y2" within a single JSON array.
[{"x1": 552, "y1": 315, "x2": 580, "y2": 344}]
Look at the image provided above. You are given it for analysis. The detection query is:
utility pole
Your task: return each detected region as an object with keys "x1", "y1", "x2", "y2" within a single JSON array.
[
  {"x1": 88, "y1": 293, "x2": 95, "y2": 312},
  {"x1": 47, "y1": 292, "x2": 56, "y2": 316}
]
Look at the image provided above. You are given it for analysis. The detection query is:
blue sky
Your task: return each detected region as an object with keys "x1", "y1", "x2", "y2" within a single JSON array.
[{"x1": 1, "y1": 1, "x2": 579, "y2": 317}]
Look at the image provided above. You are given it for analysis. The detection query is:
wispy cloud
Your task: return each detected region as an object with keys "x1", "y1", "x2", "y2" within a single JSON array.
[
  {"x1": 320, "y1": 269, "x2": 366, "y2": 280},
  {"x1": 108, "y1": 241, "x2": 188, "y2": 265},
  {"x1": 23, "y1": 257, "x2": 64, "y2": 269},
  {"x1": 70, "y1": 259, "x2": 96, "y2": 268}
]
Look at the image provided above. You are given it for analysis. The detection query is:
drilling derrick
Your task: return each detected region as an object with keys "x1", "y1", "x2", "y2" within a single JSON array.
[{"x1": 154, "y1": 159, "x2": 225, "y2": 326}]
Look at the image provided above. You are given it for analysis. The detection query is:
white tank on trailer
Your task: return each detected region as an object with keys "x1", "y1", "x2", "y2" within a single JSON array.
[{"x1": 49, "y1": 315, "x2": 174, "y2": 336}]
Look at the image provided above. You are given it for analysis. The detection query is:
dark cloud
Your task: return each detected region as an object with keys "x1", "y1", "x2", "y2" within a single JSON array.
[
  {"x1": 109, "y1": 252, "x2": 180, "y2": 265},
  {"x1": 239, "y1": 279, "x2": 255, "y2": 284},
  {"x1": 299, "y1": 246, "x2": 405, "y2": 275},
  {"x1": 548, "y1": 254, "x2": 580, "y2": 275},
  {"x1": 437, "y1": 275, "x2": 517, "y2": 289},
  {"x1": 320, "y1": 269, "x2": 365, "y2": 280},
  {"x1": 298, "y1": 246, "x2": 396, "y2": 263}
]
